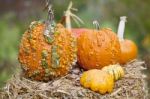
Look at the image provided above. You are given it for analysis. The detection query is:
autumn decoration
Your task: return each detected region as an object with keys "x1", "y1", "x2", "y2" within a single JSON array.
[
  {"x1": 117, "y1": 16, "x2": 138, "y2": 64},
  {"x1": 102, "y1": 64, "x2": 125, "y2": 81},
  {"x1": 80, "y1": 69, "x2": 114, "y2": 94},
  {"x1": 18, "y1": 6, "x2": 77, "y2": 81},
  {"x1": 77, "y1": 21, "x2": 121, "y2": 70}
]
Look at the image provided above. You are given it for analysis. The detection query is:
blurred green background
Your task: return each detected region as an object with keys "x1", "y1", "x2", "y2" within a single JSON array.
[{"x1": 0, "y1": 0, "x2": 150, "y2": 88}]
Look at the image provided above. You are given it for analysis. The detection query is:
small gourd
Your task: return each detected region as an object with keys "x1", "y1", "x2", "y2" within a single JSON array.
[
  {"x1": 80, "y1": 69, "x2": 114, "y2": 94},
  {"x1": 102, "y1": 64, "x2": 125, "y2": 81},
  {"x1": 117, "y1": 16, "x2": 138, "y2": 64}
]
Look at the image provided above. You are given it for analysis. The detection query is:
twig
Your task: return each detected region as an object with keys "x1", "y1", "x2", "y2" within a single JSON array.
[
  {"x1": 19, "y1": 79, "x2": 34, "y2": 92},
  {"x1": 6, "y1": 84, "x2": 11, "y2": 99},
  {"x1": 22, "y1": 77, "x2": 37, "y2": 84},
  {"x1": 110, "y1": 88, "x2": 122, "y2": 96},
  {"x1": 39, "y1": 93, "x2": 49, "y2": 99},
  {"x1": 56, "y1": 89, "x2": 71, "y2": 96}
]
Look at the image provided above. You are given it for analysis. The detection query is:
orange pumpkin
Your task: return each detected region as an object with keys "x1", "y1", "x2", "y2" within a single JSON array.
[
  {"x1": 18, "y1": 21, "x2": 77, "y2": 81},
  {"x1": 119, "y1": 39, "x2": 138, "y2": 64},
  {"x1": 18, "y1": 7, "x2": 77, "y2": 81},
  {"x1": 77, "y1": 28, "x2": 121, "y2": 70},
  {"x1": 117, "y1": 16, "x2": 138, "y2": 64}
]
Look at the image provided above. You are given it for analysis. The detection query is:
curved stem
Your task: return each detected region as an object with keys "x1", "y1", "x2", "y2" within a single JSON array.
[
  {"x1": 65, "y1": 2, "x2": 73, "y2": 31},
  {"x1": 65, "y1": 2, "x2": 84, "y2": 31},
  {"x1": 46, "y1": 5, "x2": 55, "y2": 27},
  {"x1": 117, "y1": 16, "x2": 127, "y2": 41},
  {"x1": 44, "y1": 0, "x2": 55, "y2": 36},
  {"x1": 45, "y1": 0, "x2": 54, "y2": 23},
  {"x1": 93, "y1": 20, "x2": 100, "y2": 30}
]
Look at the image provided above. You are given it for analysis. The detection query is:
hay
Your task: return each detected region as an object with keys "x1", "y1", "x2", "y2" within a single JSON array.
[{"x1": 0, "y1": 60, "x2": 148, "y2": 99}]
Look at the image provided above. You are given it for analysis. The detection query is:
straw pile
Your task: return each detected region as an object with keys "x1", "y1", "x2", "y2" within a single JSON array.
[{"x1": 0, "y1": 60, "x2": 148, "y2": 99}]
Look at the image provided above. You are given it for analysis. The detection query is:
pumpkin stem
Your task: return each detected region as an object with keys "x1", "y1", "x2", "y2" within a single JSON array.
[
  {"x1": 44, "y1": 0, "x2": 55, "y2": 36},
  {"x1": 117, "y1": 16, "x2": 127, "y2": 41},
  {"x1": 65, "y1": 1, "x2": 84, "y2": 31},
  {"x1": 93, "y1": 20, "x2": 100, "y2": 30},
  {"x1": 47, "y1": 5, "x2": 55, "y2": 26}
]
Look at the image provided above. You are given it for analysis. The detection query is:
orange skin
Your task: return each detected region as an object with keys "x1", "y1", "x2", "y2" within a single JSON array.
[
  {"x1": 18, "y1": 22, "x2": 77, "y2": 81},
  {"x1": 72, "y1": 28, "x2": 90, "y2": 38},
  {"x1": 77, "y1": 28, "x2": 121, "y2": 70},
  {"x1": 119, "y1": 39, "x2": 138, "y2": 64}
]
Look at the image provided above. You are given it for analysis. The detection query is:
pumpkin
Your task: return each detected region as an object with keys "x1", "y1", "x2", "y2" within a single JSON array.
[
  {"x1": 72, "y1": 28, "x2": 90, "y2": 38},
  {"x1": 77, "y1": 27, "x2": 121, "y2": 70},
  {"x1": 80, "y1": 69, "x2": 114, "y2": 94},
  {"x1": 117, "y1": 16, "x2": 138, "y2": 64},
  {"x1": 18, "y1": 7, "x2": 77, "y2": 81},
  {"x1": 119, "y1": 40, "x2": 138, "y2": 64},
  {"x1": 102, "y1": 64, "x2": 124, "y2": 81}
]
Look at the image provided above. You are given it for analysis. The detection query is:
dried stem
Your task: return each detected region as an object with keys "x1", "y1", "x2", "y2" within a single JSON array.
[
  {"x1": 47, "y1": 5, "x2": 54, "y2": 25},
  {"x1": 93, "y1": 20, "x2": 100, "y2": 30},
  {"x1": 65, "y1": 2, "x2": 84, "y2": 31},
  {"x1": 44, "y1": 0, "x2": 55, "y2": 36},
  {"x1": 117, "y1": 16, "x2": 127, "y2": 41}
]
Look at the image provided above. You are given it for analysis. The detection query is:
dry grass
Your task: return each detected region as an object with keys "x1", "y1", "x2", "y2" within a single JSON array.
[{"x1": 0, "y1": 60, "x2": 148, "y2": 99}]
